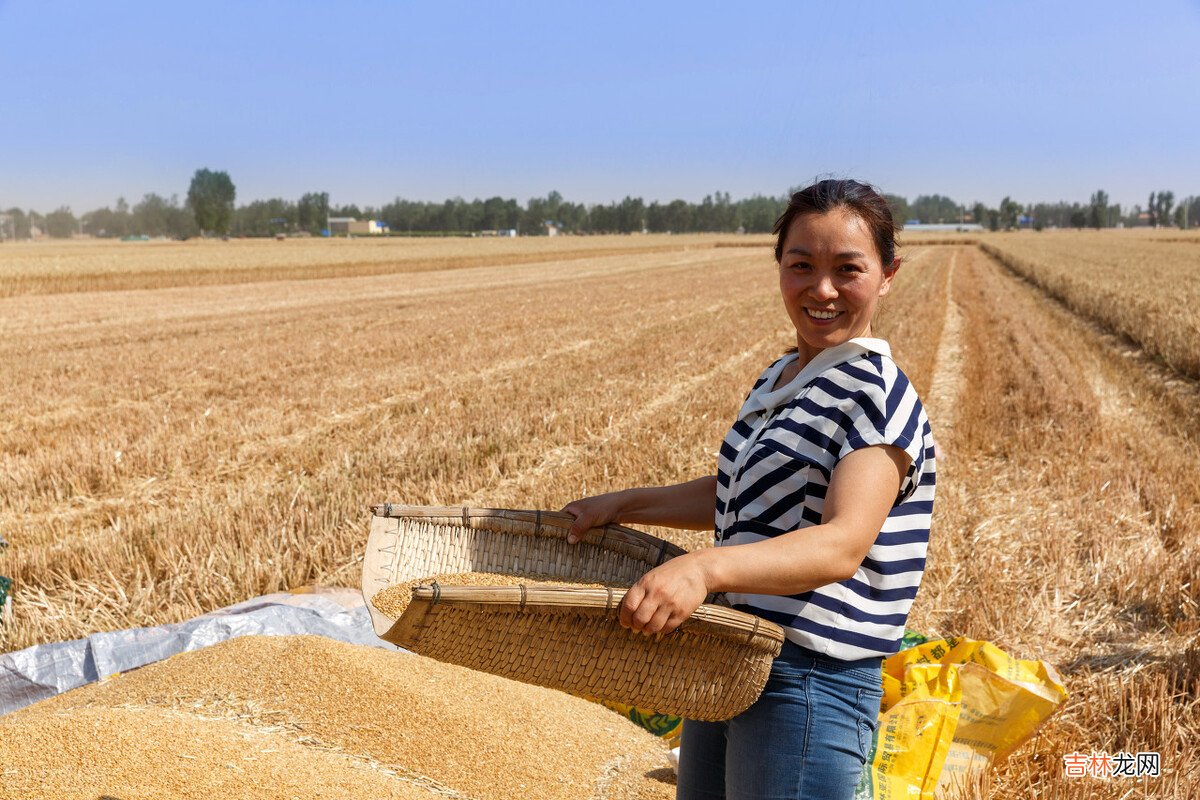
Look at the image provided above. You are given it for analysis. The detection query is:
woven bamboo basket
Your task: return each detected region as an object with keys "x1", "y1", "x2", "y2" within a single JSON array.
[{"x1": 362, "y1": 505, "x2": 785, "y2": 721}]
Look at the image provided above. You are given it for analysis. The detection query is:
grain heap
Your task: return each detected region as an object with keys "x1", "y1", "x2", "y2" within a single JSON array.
[{"x1": 0, "y1": 635, "x2": 674, "y2": 800}]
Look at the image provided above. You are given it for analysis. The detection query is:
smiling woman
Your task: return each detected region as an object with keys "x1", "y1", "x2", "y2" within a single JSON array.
[
  {"x1": 561, "y1": 179, "x2": 936, "y2": 800},
  {"x1": 775, "y1": 182, "x2": 902, "y2": 368}
]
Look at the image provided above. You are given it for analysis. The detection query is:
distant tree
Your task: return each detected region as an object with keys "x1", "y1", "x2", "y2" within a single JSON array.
[
  {"x1": 970, "y1": 202, "x2": 988, "y2": 227},
  {"x1": 1088, "y1": 190, "x2": 1109, "y2": 229},
  {"x1": 82, "y1": 203, "x2": 130, "y2": 238},
  {"x1": 236, "y1": 198, "x2": 296, "y2": 236},
  {"x1": 331, "y1": 204, "x2": 363, "y2": 220},
  {"x1": 1181, "y1": 196, "x2": 1199, "y2": 229},
  {"x1": 1156, "y1": 191, "x2": 1174, "y2": 228},
  {"x1": 187, "y1": 168, "x2": 236, "y2": 235},
  {"x1": 663, "y1": 199, "x2": 694, "y2": 232},
  {"x1": 132, "y1": 193, "x2": 174, "y2": 236},
  {"x1": 297, "y1": 191, "x2": 330, "y2": 233},
  {"x1": 45, "y1": 206, "x2": 79, "y2": 238},
  {"x1": 736, "y1": 194, "x2": 787, "y2": 233},
  {"x1": 987, "y1": 208, "x2": 1001, "y2": 232},
  {"x1": 3, "y1": 207, "x2": 29, "y2": 239},
  {"x1": 1147, "y1": 192, "x2": 1158, "y2": 227},
  {"x1": 163, "y1": 195, "x2": 198, "y2": 238},
  {"x1": 1069, "y1": 209, "x2": 1087, "y2": 229},
  {"x1": 883, "y1": 194, "x2": 910, "y2": 226},
  {"x1": 588, "y1": 202, "x2": 618, "y2": 233},
  {"x1": 480, "y1": 195, "x2": 517, "y2": 230},
  {"x1": 999, "y1": 197, "x2": 1021, "y2": 230},
  {"x1": 617, "y1": 196, "x2": 647, "y2": 233},
  {"x1": 911, "y1": 194, "x2": 960, "y2": 224},
  {"x1": 558, "y1": 201, "x2": 587, "y2": 233}
]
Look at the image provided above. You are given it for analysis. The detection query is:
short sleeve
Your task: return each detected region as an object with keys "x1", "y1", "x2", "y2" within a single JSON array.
[{"x1": 836, "y1": 370, "x2": 928, "y2": 504}]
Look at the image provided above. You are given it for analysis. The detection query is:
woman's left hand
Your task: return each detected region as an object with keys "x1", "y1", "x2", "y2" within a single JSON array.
[{"x1": 620, "y1": 551, "x2": 711, "y2": 635}]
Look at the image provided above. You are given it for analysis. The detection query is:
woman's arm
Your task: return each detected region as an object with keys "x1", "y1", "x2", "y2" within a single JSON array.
[
  {"x1": 618, "y1": 445, "x2": 910, "y2": 635},
  {"x1": 561, "y1": 476, "x2": 717, "y2": 543}
]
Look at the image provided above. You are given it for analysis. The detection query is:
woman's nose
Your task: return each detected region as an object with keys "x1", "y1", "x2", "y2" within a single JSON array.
[{"x1": 809, "y1": 274, "x2": 837, "y2": 301}]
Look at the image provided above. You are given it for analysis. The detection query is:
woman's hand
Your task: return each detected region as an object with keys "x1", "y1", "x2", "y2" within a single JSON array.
[
  {"x1": 560, "y1": 491, "x2": 627, "y2": 544},
  {"x1": 620, "y1": 551, "x2": 712, "y2": 636},
  {"x1": 561, "y1": 477, "x2": 720, "y2": 538}
]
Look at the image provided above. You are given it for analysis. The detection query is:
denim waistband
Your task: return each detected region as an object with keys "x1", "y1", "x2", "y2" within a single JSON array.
[{"x1": 776, "y1": 638, "x2": 884, "y2": 674}]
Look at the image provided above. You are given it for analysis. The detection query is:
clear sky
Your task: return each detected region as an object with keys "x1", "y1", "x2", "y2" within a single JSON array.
[{"x1": 2, "y1": 0, "x2": 1198, "y2": 213}]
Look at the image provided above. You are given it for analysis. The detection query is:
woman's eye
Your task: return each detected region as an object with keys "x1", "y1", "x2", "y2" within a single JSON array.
[
  {"x1": 840, "y1": 263, "x2": 864, "y2": 273},
  {"x1": 789, "y1": 261, "x2": 812, "y2": 270}
]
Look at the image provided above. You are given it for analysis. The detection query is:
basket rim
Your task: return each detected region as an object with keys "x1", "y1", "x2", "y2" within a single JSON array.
[
  {"x1": 404, "y1": 583, "x2": 785, "y2": 648},
  {"x1": 369, "y1": 504, "x2": 688, "y2": 560}
]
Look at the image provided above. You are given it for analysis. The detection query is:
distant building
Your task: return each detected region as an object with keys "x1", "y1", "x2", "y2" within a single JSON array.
[
  {"x1": 901, "y1": 223, "x2": 984, "y2": 232},
  {"x1": 329, "y1": 217, "x2": 389, "y2": 235}
]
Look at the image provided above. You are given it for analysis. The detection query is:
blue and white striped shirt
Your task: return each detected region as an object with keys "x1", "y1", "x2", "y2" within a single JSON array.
[{"x1": 714, "y1": 338, "x2": 935, "y2": 660}]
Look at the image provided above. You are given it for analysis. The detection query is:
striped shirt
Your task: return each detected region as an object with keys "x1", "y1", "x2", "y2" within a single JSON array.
[{"x1": 714, "y1": 338, "x2": 935, "y2": 660}]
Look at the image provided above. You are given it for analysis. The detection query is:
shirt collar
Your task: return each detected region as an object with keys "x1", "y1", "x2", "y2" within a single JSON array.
[{"x1": 740, "y1": 337, "x2": 892, "y2": 418}]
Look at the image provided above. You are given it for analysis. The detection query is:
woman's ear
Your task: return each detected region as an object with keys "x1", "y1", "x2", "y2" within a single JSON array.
[{"x1": 878, "y1": 257, "x2": 902, "y2": 296}]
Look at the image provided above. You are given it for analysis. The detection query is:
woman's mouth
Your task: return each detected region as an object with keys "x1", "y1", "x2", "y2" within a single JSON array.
[{"x1": 805, "y1": 308, "x2": 842, "y2": 321}]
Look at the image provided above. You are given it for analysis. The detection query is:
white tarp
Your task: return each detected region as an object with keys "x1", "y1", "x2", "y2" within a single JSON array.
[{"x1": 0, "y1": 587, "x2": 399, "y2": 716}]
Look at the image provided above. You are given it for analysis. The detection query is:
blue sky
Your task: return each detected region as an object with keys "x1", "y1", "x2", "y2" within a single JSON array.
[{"x1": 2, "y1": 1, "x2": 1198, "y2": 212}]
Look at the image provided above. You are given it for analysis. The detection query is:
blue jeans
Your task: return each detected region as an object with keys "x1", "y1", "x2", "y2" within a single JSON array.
[{"x1": 676, "y1": 640, "x2": 883, "y2": 800}]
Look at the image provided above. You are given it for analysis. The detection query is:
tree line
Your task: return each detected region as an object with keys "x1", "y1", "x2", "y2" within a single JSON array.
[{"x1": 3, "y1": 168, "x2": 1198, "y2": 239}]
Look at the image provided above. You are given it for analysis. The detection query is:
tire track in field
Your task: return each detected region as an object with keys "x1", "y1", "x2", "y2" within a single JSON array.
[
  {"x1": 0, "y1": 247, "x2": 748, "y2": 342},
  {"x1": 459, "y1": 330, "x2": 783, "y2": 507},
  {"x1": 226, "y1": 295, "x2": 756, "y2": 471},
  {"x1": 926, "y1": 249, "x2": 965, "y2": 447},
  {"x1": 991, "y1": 250, "x2": 1200, "y2": 554}
]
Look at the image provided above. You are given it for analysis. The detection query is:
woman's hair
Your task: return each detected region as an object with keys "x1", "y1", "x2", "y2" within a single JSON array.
[{"x1": 773, "y1": 179, "x2": 899, "y2": 267}]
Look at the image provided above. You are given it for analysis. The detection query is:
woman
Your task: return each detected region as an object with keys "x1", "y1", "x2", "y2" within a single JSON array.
[{"x1": 562, "y1": 179, "x2": 936, "y2": 800}]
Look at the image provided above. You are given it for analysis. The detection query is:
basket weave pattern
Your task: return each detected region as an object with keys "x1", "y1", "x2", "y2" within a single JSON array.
[
  {"x1": 362, "y1": 506, "x2": 785, "y2": 721},
  {"x1": 371, "y1": 516, "x2": 664, "y2": 589}
]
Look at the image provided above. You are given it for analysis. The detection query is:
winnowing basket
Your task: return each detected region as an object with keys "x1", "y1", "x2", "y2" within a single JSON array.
[{"x1": 361, "y1": 504, "x2": 784, "y2": 721}]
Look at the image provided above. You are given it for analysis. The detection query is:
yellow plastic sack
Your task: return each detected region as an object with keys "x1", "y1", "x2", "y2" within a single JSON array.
[{"x1": 856, "y1": 632, "x2": 1068, "y2": 799}]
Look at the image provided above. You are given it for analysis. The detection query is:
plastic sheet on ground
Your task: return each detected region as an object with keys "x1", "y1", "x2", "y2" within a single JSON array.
[{"x1": 0, "y1": 586, "x2": 399, "y2": 717}]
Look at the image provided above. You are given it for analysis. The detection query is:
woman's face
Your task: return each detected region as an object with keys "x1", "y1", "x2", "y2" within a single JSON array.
[{"x1": 777, "y1": 207, "x2": 899, "y2": 360}]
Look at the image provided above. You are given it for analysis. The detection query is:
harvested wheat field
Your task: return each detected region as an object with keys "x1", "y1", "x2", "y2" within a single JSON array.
[{"x1": 2, "y1": 232, "x2": 1198, "y2": 797}]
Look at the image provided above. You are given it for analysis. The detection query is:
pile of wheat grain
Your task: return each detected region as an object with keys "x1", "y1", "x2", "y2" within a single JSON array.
[{"x1": 0, "y1": 634, "x2": 674, "y2": 800}]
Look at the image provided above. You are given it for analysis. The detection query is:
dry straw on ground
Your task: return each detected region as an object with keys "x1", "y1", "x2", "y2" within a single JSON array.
[
  {"x1": 2, "y1": 232, "x2": 1198, "y2": 797},
  {"x1": 980, "y1": 231, "x2": 1200, "y2": 379}
]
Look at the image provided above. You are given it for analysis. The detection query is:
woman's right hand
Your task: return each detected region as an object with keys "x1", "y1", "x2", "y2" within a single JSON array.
[{"x1": 560, "y1": 491, "x2": 628, "y2": 544}]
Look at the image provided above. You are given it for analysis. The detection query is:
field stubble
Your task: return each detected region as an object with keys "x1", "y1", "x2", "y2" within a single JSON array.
[
  {"x1": 904, "y1": 245, "x2": 1200, "y2": 798},
  {"x1": 979, "y1": 232, "x2": 1200, "y2": 380},
  {"x1": 1, "y1": 233, "x2": 1198, "y2": 796}
]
